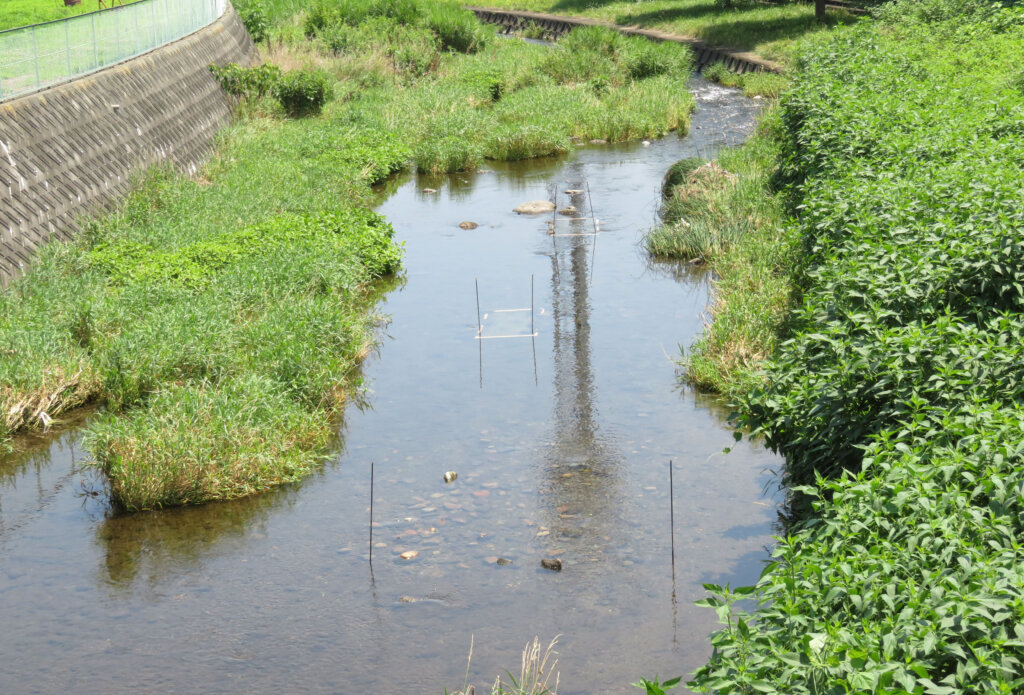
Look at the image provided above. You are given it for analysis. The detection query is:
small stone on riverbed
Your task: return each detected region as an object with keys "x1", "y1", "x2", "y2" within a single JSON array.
[
  {"x1": 399, "y1": 550, "x2": 419, "y2": 560},
  {"x1": 459, "y1": 221, "x2": 478, "y2": 230},
  {"x1": 443, "y1": 471, "x2": 458, "y2": 483},
  {"x1": 514, "y1": 200, "x2": 556, "y2": 214},
  {"x1": 541, "y1": 558, "x2": 562, "y2": 571},
  {"x1": 422, "y1": 188, "x2": 437, "y2": 193},
  {"x1": 558, "y1": 206, "x2": 577, "y2": 216}
]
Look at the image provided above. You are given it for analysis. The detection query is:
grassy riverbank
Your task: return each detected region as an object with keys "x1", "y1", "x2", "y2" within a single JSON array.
[
  {"x1": 474, "y1": 0, "x2": 854, "y2": 66},
  {"x1": 662, "y1": 0, "x2": 1024, "y2": 691},
  {"x1": 0, "y1": 0, "x2": 695, "y2": 510}
]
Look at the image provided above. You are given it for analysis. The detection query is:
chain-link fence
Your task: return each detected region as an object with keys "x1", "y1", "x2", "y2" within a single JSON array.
[{"x1": 0, "y1": 0, "x2": 226, "y2": 101}]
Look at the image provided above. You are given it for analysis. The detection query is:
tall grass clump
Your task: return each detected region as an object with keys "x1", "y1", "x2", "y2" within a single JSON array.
[
  {"x1": 447, "y1": 636, "x2": 560, "y2": 695},
  {"x1": 646, "y1": 119, "x2": 794, "y2": 396},
  {"x1": 683, "y1": 1, "x2": 1024, "y2": 692}
]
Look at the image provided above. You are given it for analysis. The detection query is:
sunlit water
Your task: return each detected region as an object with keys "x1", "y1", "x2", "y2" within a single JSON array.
[{"x1": 0, "y1": 78, "x2": 777, "y2": 695}]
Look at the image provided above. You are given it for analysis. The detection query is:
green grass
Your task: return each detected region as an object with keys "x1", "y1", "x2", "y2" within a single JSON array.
[
  {"x1": 476, "y1": 0, "x2": 857, "y2": 66},
  {"x1": 677, "y1": 1, "x2": 1024, "y2": 692},
  {"x1": 646, "y1": 115, "x2": 796, "y2": 398},
  {"x1": 0, "y1": 0, "x2": 695, "y2": 509},
  {"x1": 701, "y1": 60, "x2": 787, "y2": 98},
  {"x1": 0, "y1": 0, "x2": 98, "y2": 31}
]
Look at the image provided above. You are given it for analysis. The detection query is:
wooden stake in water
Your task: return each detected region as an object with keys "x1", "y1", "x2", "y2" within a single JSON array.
[
  {"x1": 669, "y1": 459, "x2": 676, "y2": 581},
  {"x1": 369, "y1": 461, "x2": 375, "y2": 573}
]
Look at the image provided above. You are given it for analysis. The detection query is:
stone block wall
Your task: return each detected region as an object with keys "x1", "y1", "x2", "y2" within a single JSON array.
[{"x1": 0, "y1": 5, "x2": 258, "y2": 287}]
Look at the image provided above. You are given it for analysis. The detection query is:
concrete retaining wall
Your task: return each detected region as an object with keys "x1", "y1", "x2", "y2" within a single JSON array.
[{"x1": 0, "y1": 5, "x2": 257, "y2": 287}]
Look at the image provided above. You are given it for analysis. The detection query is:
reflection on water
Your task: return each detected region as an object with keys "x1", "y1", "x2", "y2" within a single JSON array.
[{"x1": 0, "y1": 78, "x2": 776, "y2": 695}]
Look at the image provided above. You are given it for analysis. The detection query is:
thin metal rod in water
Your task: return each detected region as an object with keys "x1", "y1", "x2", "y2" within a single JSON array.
[
  {"x1": 530, "y1": 274, "x2": 535, "y2": 337},
  {"x1": 475, "y1": 277, "x2": 482, "y2": 337},
  {"x1": 587, "y1": 182, "x2": 598, "y2": 284},
  {"x1": 586, "y1": 182, "x2": 599, "y2": 237},
  {"x1": 369, "y1": 461, "x2": 375, "y2": 572},
  {"x1": 669, "y1": 459, "x2": 676, "y2": 581}
]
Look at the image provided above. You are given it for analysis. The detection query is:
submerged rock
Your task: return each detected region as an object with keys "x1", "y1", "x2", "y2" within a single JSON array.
[
  {"x1": 458, "y1": 221, "x2": 478, "y2": 230},
  {"x1": 514, "y1": 200, "x2": 556, "y2": 214},
  {"x1": 558, "y1": 206, "x2": 578, "y2": 216},
  {"x1": 540, "y1": 557, "x2": 562, "y2": 572},
  {"x1": 443, "y1": 471, "x2": 458, "y2": 484}
]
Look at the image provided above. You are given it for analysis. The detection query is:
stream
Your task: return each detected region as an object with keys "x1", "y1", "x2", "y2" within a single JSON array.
[{"x1": 0, "y1": 77, "x2": 778, "y2": 695}]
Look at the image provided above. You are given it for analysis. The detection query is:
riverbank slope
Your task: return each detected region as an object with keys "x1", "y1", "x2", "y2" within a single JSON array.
[{"x1": 669, "y1": 1, "x2": 1024, "y2": 691}]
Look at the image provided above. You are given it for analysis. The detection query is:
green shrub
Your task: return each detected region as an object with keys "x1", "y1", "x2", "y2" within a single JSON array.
[
  {"x1": 303, "y1": 1, "x2": 339, "y2": 36},
  {"x1": 273, "y1": 68, "x2": 333, "y2": 116},
  {"x1": 209, "y1": 62, "x2": 281, "y2": 98},
  {"x1": 234, "y1": 0, "x2": 269, "y2": 43}
]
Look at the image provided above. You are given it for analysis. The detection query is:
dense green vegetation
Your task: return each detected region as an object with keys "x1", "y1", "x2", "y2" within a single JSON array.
[
  {"x1": 0, "y1": 0, "x2": 695, "y2": 510},
  {"x1": 675, "y1": 0, "x2": 1024, "y2": 692}
]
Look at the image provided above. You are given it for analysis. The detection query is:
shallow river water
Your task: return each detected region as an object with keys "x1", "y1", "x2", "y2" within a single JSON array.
[{"x1": 0, "y1": 78, "x2": 778, "y2": 695}]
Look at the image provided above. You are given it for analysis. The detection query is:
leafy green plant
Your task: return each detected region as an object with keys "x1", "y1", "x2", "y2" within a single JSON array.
[
  {"x1": 631, "y1": 675, "x2": 682, "y2": 694},
  {"x1": 684, "y1": 0, "x2": 1024, "y2": 692},
  {"x1": 209, "y1": 62, "x2": 282, "y2": 98},
  {"x1": 273, "y1": 68, "x2": 333, "y2": 116},
  {"x1": 234, "y1": 0, "x2": 269, "y2": 43}
]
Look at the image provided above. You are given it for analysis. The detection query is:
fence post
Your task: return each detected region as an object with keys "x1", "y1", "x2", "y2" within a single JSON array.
[
  {"x1": 65, "y1": 20, "x2": 72, "y2": 78},
  {"x1": 91, "y1": 12, "x2": 98, "y2": 67},
  {"x1": 152, "y1": 0, "x2": 158, "y2": 46},
  {"x1": 115, "y1": 8, "x2": 121, "y2": 59},
  {"x1": 31, "y1": 27, "x2": 40, "y2": 87}
]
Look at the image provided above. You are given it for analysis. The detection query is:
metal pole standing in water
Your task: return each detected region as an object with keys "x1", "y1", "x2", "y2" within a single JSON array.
[
  {"x1": 669, "y1": 459, "x2": 676, "y2": 581},
  {"x1": 475, "y1": 278, "x2": 482, "y2": 336},
  {"x1": 369, "y1": 461, "x2": 375, "y2": 572}
]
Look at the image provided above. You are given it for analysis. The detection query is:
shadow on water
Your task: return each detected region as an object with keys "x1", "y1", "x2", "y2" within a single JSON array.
[{"x1": 0, "y1": 76, "x2": 779, "y2": 695}]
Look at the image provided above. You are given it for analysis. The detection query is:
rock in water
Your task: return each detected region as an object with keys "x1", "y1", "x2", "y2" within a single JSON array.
[
  {"x1": 540, "y1": 558, "x2": 562, "y2": 571},
  {"x1": 443, "y1": 471, "x2": 458, "y2": 484},
  {"x1": 399, "y1": 550, "x2": 419, "y2": 560},
  {"x1": 514, "y1": 200, "x2": 556, "y2": 214},
  {"x1": 459, "y1": 221, "x2": 478, "y2": 230}
]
